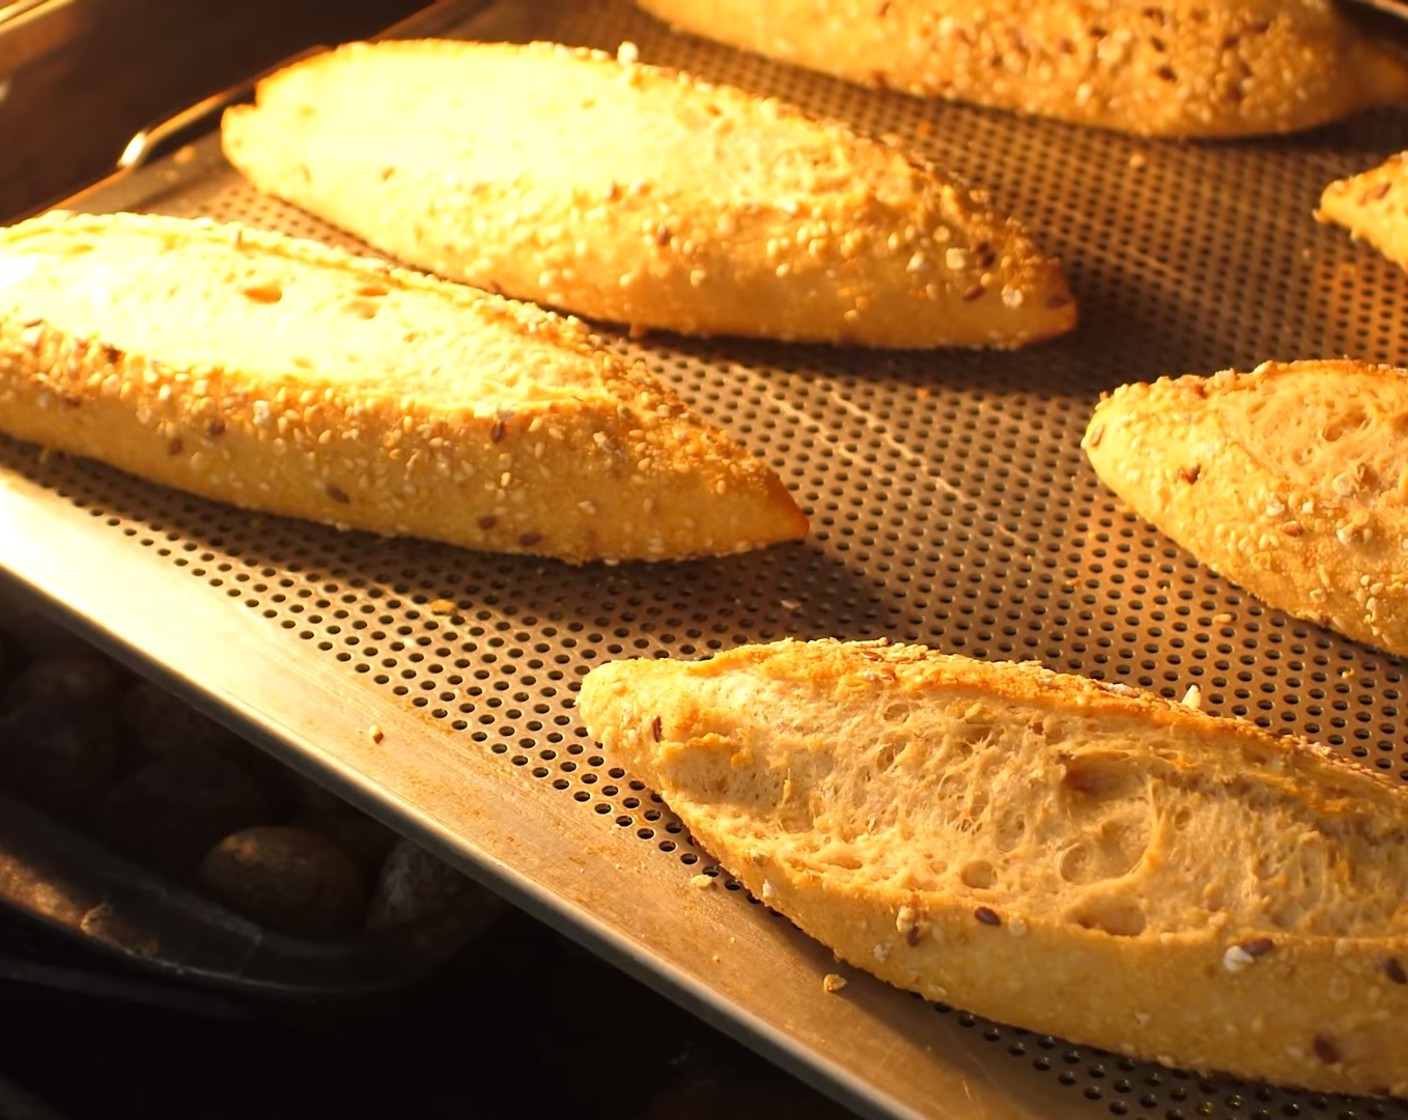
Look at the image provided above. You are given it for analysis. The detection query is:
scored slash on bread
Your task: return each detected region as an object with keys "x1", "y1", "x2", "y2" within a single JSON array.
[
  {"x1": 1082, "y1": 359, "x2": 1408, "y2": 658},
  {"x1": 634, "y1": 0, "x2": 1408, "y2": 139},
  {"x1": 578, "y1": 637, "x2": 1408, "y2": 1097},
  {"x1": 220, "y1": 39, "x2": 1076, "y2": 350},
  {"x1": 0, "y1": 210, "x2": 807, "y2": 564},
  {"x1": 1317, "y1": 153, "x2": 1408, "y2": 272}
]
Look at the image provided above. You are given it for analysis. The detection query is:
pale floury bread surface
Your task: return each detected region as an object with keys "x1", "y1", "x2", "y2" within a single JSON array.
[
  {"x1": 578, "y1": 637, "x2": 1408, "y2": 1096},
  {"x1": 1083, "y1": 359, "x2": 1408, "y2": 657},
  {"x1": 1317, "y1": 153, "x2": 1408, "y2": 271},
  {"x1": 220, "y1": 39, "x2": 1076, "y2": 350},
  {"x1": 0, "y1": 211, "x2": 807, "y2": 563},
  {"x1": 635, "y1": 0, "x2": 1408, "y2": 139}
]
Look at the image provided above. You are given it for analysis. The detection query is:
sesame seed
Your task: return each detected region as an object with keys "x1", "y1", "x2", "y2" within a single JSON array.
[
  {"x1": 1221, "y1": 940, "x2": 1275, "y2": 972},
  {"x1": 1313, "y1": 1035, "x2": 1341, "y2": 1065},
  {"x1": 974, "y1": 906, "x2": 1001, "y2": 926}
]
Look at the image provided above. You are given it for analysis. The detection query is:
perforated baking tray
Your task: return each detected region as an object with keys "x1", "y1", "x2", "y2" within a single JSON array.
[{"x1": 7, "y1": 1, "x2": 1408, "y2": 1116}]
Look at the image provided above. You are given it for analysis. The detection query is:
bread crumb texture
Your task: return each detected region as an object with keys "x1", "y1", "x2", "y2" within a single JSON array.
[
  {"x1": 637, "y1": 0, "x2": 1408, "y2": 139},
  {"x1": 221, "y1": 39, "x2": 1075, "y2": 349},
  {"x1": 1318, "y1": 153, "x2": 1408, "y2": 272},
  {"x1": 579, "y1": 638, "x2": 1408, "y2": 1097},
  {"x1": 1084, "y1": 359, "x2": 1408, "y2": 659},
  {"x1": 0, "y1": 210, "x2": 806, "y2": 563}
]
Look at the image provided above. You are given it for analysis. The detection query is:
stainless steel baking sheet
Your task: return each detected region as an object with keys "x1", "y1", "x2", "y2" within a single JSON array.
[{"x1": 6, "y1": 1, "x2": 1408, "y2": 1116}]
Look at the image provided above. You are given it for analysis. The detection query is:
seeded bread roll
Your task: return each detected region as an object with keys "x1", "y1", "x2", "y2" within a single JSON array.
[
  {"x1": 220, "y1": 39, "x2": 1076, "y2": 350},
  {"x1": 1317, "y1": 153, "x2": 1408, "y2": 271},
  {"x1": 1083, "y1": 359, "x2": 1408, "y2": 657},
  {"x1": 634, "y1": 0, "x2": 1408, "y2": 139},
  {"x1": 0, "y1": 211, "x2": 806, "y2": 563},
  {"x1": 579, "y1": 637, "x2": 1408, "y2": 1097}
]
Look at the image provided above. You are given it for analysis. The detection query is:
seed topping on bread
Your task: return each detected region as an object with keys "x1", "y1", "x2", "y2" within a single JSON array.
[
  {"x1": 0, "y1": 210, "x2": 806, "y2": 562},
  {"x1": 636, "y1": 0, "x2": 1408, "y2": 138},
  {"x1": 221, "y1": 39, "x2": 1076, "y2": 348}
]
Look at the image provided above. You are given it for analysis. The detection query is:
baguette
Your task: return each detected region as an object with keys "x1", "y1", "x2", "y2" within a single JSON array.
[
  {"x1": 635, "y1": 0, "x2": 1408, "y2": 139},
  {"x1": 1317, "y1": 153, "x2": 1408, "y2": 271},
  {"x1": 220, "y1": 39, "x2": 1076, "y2": 350},
  {"x1": 1082, "y1": 359, "x2": 1408, "y2": 657},
  {"x1": 0, "y1": 210, "x2": 807, "y2": 563},
  {"x1": 578, "y1": 637, "x2": 1408, "y2": 1097}
]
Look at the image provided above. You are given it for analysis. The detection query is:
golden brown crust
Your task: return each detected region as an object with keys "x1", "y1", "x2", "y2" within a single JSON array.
[
  {"x1": 1083, "y1": 359, "x2": 1408, "y2": 658},
  {"x1": 636, "y1": 0, "x2": 1408, "y2": 139},
  {"x1": 1317, "y1": 153, "x2": 1408, "y2": 271},
  {"x1": 579, "y1": 638, "x2": 1408, "y2": 1097},
  {"x1": 0, "y1": 210, "x2": 807, "y2": 563},
  {"x1": 220, "y1": 39, "x2": 1076, "y2": 349}
]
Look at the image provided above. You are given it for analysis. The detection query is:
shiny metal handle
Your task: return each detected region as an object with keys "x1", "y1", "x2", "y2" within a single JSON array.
[
  {"x1": 0, "y1": 0, "x2": 78, "y2": 74},
  {"x1": 114, "y1": 0, "x2": 477, "y2": 172},
  {"x1": 1341, "y1": 0, "x2": 1408, "y2": 18},
  {"x1": 116, "y1": 45, "x2": 328, "y2": 171}
]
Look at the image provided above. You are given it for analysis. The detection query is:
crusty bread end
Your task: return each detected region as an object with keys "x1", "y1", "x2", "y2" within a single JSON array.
[
  {"x1": 1083, "y1": 359, "x2": 1408, "y2": 658},
  {"x1": 1317, "y1": 153, "x2": 1408, "y2": 273}
]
